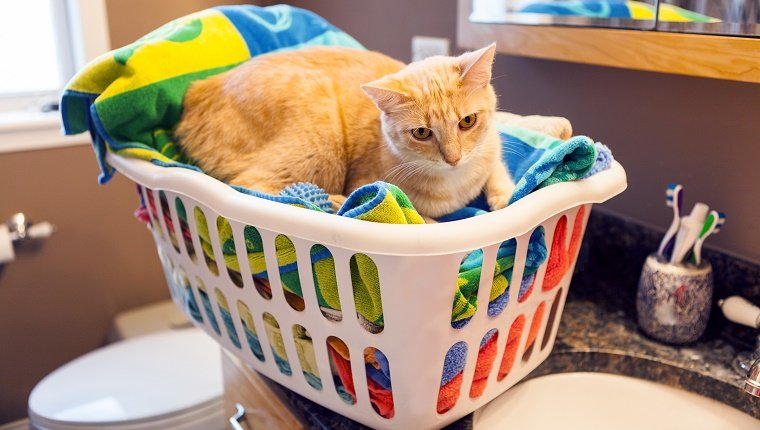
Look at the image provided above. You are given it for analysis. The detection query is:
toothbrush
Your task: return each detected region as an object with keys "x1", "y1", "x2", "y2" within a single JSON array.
[
  {"x1": 690, "y1": 211, "x2": 725, "y2": 266},
  {"x1": 657, "y1": 183, "x2": 683, "y2": 259},
  {"x1": 670, "y1": 202, "x2": 709, "y2": 264}
]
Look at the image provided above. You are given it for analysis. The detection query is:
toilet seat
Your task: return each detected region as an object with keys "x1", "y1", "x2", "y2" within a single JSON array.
[{"x1": 28, "y1": 329, "x2": 225, "y2": 430}]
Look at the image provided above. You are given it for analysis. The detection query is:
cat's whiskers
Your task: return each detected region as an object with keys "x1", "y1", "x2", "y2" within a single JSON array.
[
  {"x1": 385, "y1": 159, "x2": 423, "y2": 183},
  {"x1": 396, "y1": 162, "x2": 431, "y2": 185},
  {"x1": 386, "y1": 158, "x2": 436, "y2": 185}
]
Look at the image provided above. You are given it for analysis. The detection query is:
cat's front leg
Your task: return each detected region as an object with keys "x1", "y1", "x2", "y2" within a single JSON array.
[{"x1": 484, "y1": 161, "x2": 514, "y2": 211}]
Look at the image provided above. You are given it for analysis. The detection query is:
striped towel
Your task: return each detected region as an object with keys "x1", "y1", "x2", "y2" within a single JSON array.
[{"x1": 60, "y1": 4, "x2": 363, "y2": 183}]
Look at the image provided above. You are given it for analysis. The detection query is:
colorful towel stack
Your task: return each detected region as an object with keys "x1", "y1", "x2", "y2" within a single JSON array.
[{"x1": 63, "y1": 4, "x2": 612, "y2": 418}]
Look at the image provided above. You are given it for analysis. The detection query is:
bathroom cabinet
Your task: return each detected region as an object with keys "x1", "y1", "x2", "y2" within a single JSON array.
[{"x1": 221, "y1": 350, "x2": 304, "y2": 429}]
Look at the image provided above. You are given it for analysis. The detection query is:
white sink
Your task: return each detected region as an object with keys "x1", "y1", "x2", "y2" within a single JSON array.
[{"x1": 474, "y1": 372, "x2": 759, "y2": 430}]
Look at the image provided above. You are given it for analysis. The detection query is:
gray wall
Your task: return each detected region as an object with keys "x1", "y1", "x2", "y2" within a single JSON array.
[{"x1": 287, "y1": 0, "x2": 760, "y2": 263}]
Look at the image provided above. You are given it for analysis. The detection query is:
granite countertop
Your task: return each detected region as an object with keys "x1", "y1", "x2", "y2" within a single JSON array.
[
  {"x1": 272, "y1": 211, "x2": 760, "y2": 428},
  {"x1": 530, "y1": 291, "x2": 760, "y2": 419}
]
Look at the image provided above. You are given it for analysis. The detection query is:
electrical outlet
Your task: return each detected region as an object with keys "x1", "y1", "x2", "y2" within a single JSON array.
[{"x1": 411, "y1": 36, "x2": 450, "y2": 62}]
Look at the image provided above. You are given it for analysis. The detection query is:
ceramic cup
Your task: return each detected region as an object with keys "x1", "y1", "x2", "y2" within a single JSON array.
[{"x1": 636, "y1": 253, "x2": 713, "y2": 344}]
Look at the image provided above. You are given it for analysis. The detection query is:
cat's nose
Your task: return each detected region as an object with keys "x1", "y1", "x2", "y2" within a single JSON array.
[{"x1": 445, "y1": 156, "x2": 461, "y2": 166}]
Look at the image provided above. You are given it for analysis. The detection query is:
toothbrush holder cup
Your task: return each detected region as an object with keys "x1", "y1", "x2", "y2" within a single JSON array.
[{"x1": 636, "y1": 253, "x2": 713, "y2": 345}]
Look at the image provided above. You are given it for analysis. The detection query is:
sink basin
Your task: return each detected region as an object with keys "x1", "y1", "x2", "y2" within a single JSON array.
[{"x1": 474, "y1": 372, "x2": 758, "y2": 430}]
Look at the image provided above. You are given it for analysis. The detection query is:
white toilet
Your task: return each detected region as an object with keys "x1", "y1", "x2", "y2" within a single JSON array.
[{"x1": 27, "y1": 302, "x2": 225, "y2": 430}]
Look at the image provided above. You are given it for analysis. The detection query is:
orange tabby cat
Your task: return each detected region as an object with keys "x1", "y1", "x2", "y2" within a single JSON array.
[{"x1": 175, "y1": 44, "x2": 569, "y2": 218}]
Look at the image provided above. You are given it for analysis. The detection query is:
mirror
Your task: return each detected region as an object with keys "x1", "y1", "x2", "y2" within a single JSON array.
[
  {"x1": 470, "y1": 0, "x2": 760, "y2": 36},
  {"x1": 657, "y1": 1, "x2": 760, "y2": 36},
  {"x1": 470, "y1": 0, "x2": 660, "y2": 29}
]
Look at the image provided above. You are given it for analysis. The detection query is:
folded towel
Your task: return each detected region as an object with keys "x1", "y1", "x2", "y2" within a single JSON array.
[{"x1": 519, "y1": 1, "x2": 720, "y2": 23}]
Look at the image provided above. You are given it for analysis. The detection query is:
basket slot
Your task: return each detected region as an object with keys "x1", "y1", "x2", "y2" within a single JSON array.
[
  {"x1": 193, "y1": 207, "x2": 220, "y2": 277},
  {"x1": 237, "y1": 300, "x2": 265, "y2": 362},
  {"x1": 476, "y1": 245, "x2": 498, "y2": 321},
  {"x1": 437, "y1": 341, "x2": 468, "y2": 414},
  {"x1": 326, "y1": 336, "x2": 356, "y2": 405},
  {"x1": 292, "y1": 324, "x2": 322, "y2": 390},
  {"x1": 565, "y1": 204, "x2": 591, "y2": 284},
  {"x1": 451, "y1": 248, "x2": 483, "y2": 330},
  {"x1": 158, "y1": 191, "x2": 181, "y2": 253},
  {"x1": 172, "y1": 265, "x2": 203, "y2": 324},
  {"x1": 291, "y1": 241, "x2": 322, "y2": 319},
  {"x1": 515, "y1": 227, "x2": 540, "y2": 304},
  {"x1": 215, "y1": 289, "x2": 242, "y2": 350},
  {"x1": 263, "y1": 312, "x2": 293, "y2": 376},
  {"x1": 497, "y1": 314, "x2": 526, "y2": 381},
  {"x1": 215, "y1": 217, "x2": 244, "y2": 288},
  {"x1": 350, "y1": 253, "x2": 384, "y2": 334},
  {"x1": 310, "y1": 329, "x2": 339, "y2": 397},
  {"x1": 542, "y1": 214, "x2": 569, "y2": 293},
  {"x1": 309, "y1": 244, "x2": 342, "y2": 322},
  {"x1": 469, "y1": 329, "x2": 499, "y2": 399},
  {"x1": 256, "y1": 229, "x2": 292, "y2": 310},
  {"x1": 143, "y1": 188, "x2": 163, "y2": 240},
  {"x1": 364, "y1": 347, "x2": 394, "y2": 419},
  {"x1": 541, "y1": 288, "x2": 564, "y2": 351},
  {"x1": 522, "y1": 215, "x2": 561, "y2": 303},
  {"x1": 521, "y1": 301, "x2": 547, "y2": 363},
  {"x1": 236, "y1": 225, "x2": 273, "y2": 300},
  {"x1": 346, "y1": 342, "x2": 371, "y2": 414},
  {"x1": 274, "y1": 234, "x2": 306, "y2": 312},
  {"x1": 331, "y1": 250, "x2": 358, "y2": 330},
  {"x1": 174, "y1": 197, "x2": 197, "y2": 263},
  {"x1": 194, "y1": 277, "x2": 221, "y2": 336},
  {"x1": 228, "y1": 222, "x2": 256, "y2": 297}
]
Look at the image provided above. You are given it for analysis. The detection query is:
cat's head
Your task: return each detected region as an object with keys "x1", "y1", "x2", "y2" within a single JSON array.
[{"x1": 362, "y1": 44, "x2": 498, "y2": 171}]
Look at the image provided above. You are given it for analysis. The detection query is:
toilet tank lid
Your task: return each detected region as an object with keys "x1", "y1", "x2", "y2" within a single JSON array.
[{"x1": 28, "y1": 328, "x2": 223, "y2": 424}]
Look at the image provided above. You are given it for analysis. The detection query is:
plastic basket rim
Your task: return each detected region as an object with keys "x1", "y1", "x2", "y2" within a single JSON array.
[{"x1": 107, "y1": 152, "x2": 627, "y2": 256}]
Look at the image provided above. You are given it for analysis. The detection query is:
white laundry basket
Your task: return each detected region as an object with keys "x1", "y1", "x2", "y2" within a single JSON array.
[{"x1": 107, "y1": 152, "x2": 626, "y2": 429}]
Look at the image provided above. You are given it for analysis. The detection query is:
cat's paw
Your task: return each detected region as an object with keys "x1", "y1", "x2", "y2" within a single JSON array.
[
  {"x1": 547, "y1": 117, "x2": 572, "y2": 140},
  {"x1": 487, "y1": 190, "x2": 510, "y2": 211},
  {"x1": 329, "y1": 194, "x2": 347, "y2": 212}
]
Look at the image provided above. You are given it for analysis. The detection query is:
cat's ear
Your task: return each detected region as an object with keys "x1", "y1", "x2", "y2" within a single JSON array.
[
  {"x1": 361, "y1": 79, "x2": 409, "y2": 113},
  {"x1": 458, "y1": 43, "x2": 496, "y2": 88}
]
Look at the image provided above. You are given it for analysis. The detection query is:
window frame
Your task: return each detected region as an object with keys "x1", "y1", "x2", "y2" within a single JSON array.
[{"x1": 0, "y1": 0, "x2": 110, "y2": 154}]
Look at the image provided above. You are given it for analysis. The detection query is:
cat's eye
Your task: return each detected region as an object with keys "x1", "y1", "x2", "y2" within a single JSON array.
[
  {"x1": 411, "y1": 127, "x2": 432, "y2": 140},
  {"x1": 459, "y1": 114, "x2": 477, "y2": 129}
]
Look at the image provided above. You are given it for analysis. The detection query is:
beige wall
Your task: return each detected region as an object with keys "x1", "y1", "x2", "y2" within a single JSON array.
[
  {"x1": 287, "y1": 0, "x2": 760, "y2": 263},
  {"x1": 0, "y1": 0, "x2": 261, "y2": 423},
  {"x1": 0, "y1": 146, "x2": 166, "y2": 422}
]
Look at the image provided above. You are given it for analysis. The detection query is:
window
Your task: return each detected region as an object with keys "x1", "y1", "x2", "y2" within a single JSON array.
[{"x1": 0, "y1": 0, "x2": 110, "y2": 153}]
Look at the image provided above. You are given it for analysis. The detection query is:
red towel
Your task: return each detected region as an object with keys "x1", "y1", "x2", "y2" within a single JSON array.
[
  {"x1": 469, "y1": 332, "x2": 499, "y2": 398},
  {"x1": 543, "y1": 206, "x2": 585, "y2": 292},
  {"x1": 498, "y1": 314, "x2": 526, "y2": 380},
  {"x1": 437, "y1": 372, "x2": 464, "y2": 414}
]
